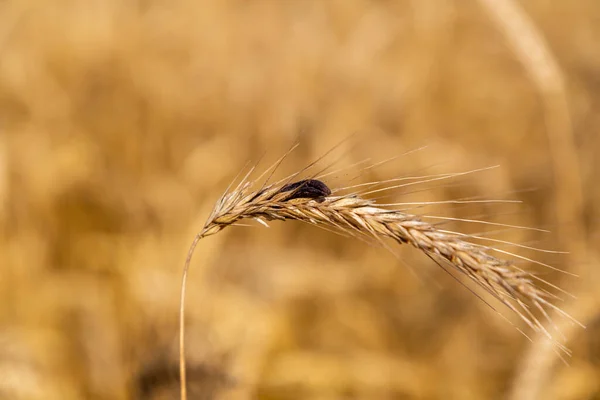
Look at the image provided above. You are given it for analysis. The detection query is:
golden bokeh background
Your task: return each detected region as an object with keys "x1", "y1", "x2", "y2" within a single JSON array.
[{"x1": 1, "y1": 1, "x2": 599, "y2": 399}]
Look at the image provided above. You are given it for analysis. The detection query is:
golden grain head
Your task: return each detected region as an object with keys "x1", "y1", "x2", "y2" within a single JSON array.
[{"x1": 198, "y1": 164, "x2": 580, "y2": 349}]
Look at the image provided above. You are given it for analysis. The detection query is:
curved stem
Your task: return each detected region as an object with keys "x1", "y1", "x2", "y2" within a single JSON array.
[{"x1": 180, "y1": 232, "x2": 203, "y2": 400}]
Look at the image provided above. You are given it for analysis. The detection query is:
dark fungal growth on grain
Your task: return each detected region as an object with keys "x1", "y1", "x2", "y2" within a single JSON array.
[{"x1": 280, "y1": 179, "x2": 331, "y2": 202}]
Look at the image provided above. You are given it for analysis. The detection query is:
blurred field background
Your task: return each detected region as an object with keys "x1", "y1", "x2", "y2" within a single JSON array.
[{"x1": 1, "y1": 1, "x2": 600, "y2": 399}]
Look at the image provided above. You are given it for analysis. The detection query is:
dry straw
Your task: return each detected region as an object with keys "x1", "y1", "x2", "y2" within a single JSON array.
[
  {"x1": 178, "y1": 144, "x2": 581, "y2": 400},
  {"x1": 476, "y1": 1, "x2": 586, "y2": 398}
]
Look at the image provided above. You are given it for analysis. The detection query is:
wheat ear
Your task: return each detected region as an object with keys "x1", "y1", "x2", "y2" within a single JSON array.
[{"x1": 179, "y1": 167, "x2": 580, "y2": 400}]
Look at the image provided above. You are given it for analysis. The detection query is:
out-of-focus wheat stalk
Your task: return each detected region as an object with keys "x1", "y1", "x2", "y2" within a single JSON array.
[
  {"x1": 476, "y1": 1, "x2": 588, "y2": 399},
  {"x1": 178, "y1": 152, "x2": 580, "y2": 400}
]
